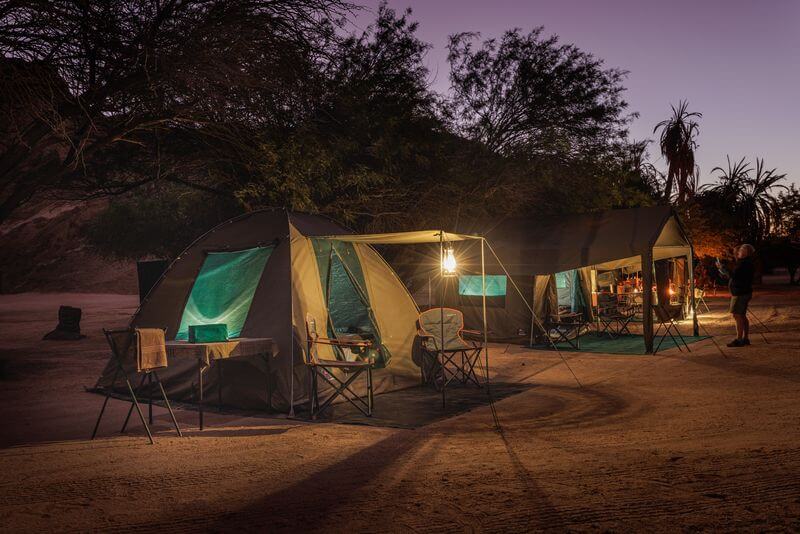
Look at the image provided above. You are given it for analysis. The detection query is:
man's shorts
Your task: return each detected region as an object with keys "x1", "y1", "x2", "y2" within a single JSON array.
[{"x1": 729, "y1": 293, "x2": 752, "y2": 315}]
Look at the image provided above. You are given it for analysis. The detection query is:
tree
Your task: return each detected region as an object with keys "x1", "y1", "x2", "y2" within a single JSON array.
[
  {"x1": 740, "y1": 158, "x2": 787, "y2": 242},
  {"x1": 446, "y1": 27, "x2": 633, "y2": 158},
  {"x1": 0, "y1": 0, "x2": 350, "y2": 225},
  {"x1": 653, "y1": 101, "x2": 701, "y2": 204},
  {"x1": 703, "y1": 156, "x2": 787, "y2": 244},
  {"x1": 777, "y1": 185, "x2": 800, "y2": 239},
  {"x1": 233, "y1": 4, "x2": 448, "y2": 230}
]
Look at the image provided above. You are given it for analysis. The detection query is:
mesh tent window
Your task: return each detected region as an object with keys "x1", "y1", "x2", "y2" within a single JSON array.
[
  {"x1": 555, "y1": 270, "x2": 574, "y2": 308},
  {"x1": 175, "y1": 246, "x2": 274, "y2": 340},
  {"x1": 458, "y1": 274, "x2": 507, "y2": 296}
]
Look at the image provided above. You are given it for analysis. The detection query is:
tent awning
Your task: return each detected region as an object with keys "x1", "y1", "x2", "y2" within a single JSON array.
[{"x1": 317, "y1": 230, "x2": 482, "y2": 245}]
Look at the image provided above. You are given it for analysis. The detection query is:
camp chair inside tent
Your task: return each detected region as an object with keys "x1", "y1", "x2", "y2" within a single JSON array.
[
  {"x1": 315, "y1": 239, "x2": 391, "y2": 368},
  {"x1": 653, "y1": 304, "x2": 691, "y2": 354},
  {"x1": 544, "y1": 309, "x2": 586, "y2": 349},
  {"x1": 417, "y1": 308, "x2": 483, "y2": 389},
  {"x1": 305, "y1": 314, "x2": 374, "y2": 419},
  {"x1": 92, "y1": 328, "x2": 182, "y2": 444},
  {"x1": 596, "y1": 293, "x2": 634, "y2": 339}
]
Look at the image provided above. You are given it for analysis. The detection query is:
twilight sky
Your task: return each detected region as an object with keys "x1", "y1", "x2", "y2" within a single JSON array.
[{"x1": 356, "y1": 0, "x2": 800, "y2": 187}]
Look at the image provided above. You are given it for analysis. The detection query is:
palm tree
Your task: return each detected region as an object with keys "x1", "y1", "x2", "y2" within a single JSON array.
[
  {"x1": 706, "y1": 156, "x2": 787, "y2": 243},
  {"x1": 654, "y1": 101, "x2": 702, "y2": 204},
  {"x1": 707, "y1": 156, "x2": 751, "y2": 201}
]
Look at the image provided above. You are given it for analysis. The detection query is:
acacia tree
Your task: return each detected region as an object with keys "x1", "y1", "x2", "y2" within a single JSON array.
[
  {"x1": 443, "y1": 27, "x2": 652, "y2": 221},
  {"x1": 446, "y1": 27, "x2": 633, "y2": 158},
  {"x1": 0, "y1": 0, "x2": 350, "y2": 225},
  {"x1": 231, "y1": 4, "x2": 449, "y2": 230},
  {"x1": 653, "y1": 100, "x2": 701, "y2": 204}
]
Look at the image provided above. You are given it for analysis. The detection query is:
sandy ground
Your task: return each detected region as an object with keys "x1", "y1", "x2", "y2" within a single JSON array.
[{"x1": 1, "y1": 286, "x2": 799, "y2": 532}]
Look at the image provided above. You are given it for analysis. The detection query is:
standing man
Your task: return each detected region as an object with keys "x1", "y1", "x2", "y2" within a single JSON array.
[{"x1": 716, "y1": 244, "x2": 756, "y2": 347}]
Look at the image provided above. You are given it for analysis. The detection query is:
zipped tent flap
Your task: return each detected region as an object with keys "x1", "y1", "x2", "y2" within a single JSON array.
[{"x1": 175, "y1": 246, "x2": 274, "y2": 340}]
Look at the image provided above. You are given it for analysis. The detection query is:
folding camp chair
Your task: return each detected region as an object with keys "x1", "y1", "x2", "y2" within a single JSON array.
[
  {"x1": 653, "y1": 304, "x2": 691, "y2": 354},
  {"x1": 596, "y1": 295, "x2": 634, "y2": 339},
  {"x1": 92, "y1": 328, "x2": 182, "y2": 444},
  {"x1": 305, "y1": 314, "x2": 375, "y2": 419},
  {"x1": 544, "y1": 311, "x2": 585, "y2": 349},
  {"x1": 695, "y1": 287, "x2": 711, "y2": 314},
  {"x1": 417, "y1": 308, "x2": 484, "y2": 389}
]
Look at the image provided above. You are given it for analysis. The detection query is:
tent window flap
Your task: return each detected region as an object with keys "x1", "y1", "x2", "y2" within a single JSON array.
[{"x1": 175, "y1": 246, "x2": 274, "y2": 340}]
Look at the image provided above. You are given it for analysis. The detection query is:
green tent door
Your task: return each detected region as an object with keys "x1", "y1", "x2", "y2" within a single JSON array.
[{"x1": 312, "y1": 239, "x2": 390, "y2": 367}]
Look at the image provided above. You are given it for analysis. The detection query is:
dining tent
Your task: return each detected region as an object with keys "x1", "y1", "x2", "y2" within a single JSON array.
[
  {"x1": 436, "y1": 206, "x2": 697, "y2": 353},
  {"x1": 95, "y1": 209, "x2": 429, "y2": 413}
]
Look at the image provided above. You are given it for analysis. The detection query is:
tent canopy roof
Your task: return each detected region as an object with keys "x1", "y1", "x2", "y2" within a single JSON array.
[
  {"x1": 485, "y1": 206, "x2": 691, "y2": 274},
  {"x1": 317, "y1": 230, "x2": 482, "y2": 245}
]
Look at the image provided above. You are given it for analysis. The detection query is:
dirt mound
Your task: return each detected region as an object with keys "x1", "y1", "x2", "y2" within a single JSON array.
[{"x1": 0, "y1": 199, "x2": 136, "y2": 293}]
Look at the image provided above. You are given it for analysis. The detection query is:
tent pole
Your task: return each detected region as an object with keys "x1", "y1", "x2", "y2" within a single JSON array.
[
  {"x1": 439, "y1": 232, "x2": 446, "y2": 409},
  {"x1": 289, "y1": 239, "x2": 295, "y2": 417},
  {"x1": 529, "y1": 281, "x2": 535, "y2": 348},
  {"x1": 688, "y1": 248, "x2": 699, "y2": 336},
  {"x1": 481, "y1": 238, "x2": 489, "y2": 390},
  {"x1": 642, "y1": 250, "x2": 654, "y2": 354}
]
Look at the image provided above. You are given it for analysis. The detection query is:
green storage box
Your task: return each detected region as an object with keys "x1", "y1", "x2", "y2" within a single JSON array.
[{"x1": 188, "y1": 324, "x2": 228, "y2": 343}]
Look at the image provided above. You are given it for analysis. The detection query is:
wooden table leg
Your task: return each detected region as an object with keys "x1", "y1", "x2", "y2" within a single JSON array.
[
  {"x1": 217, "y1": 361, "x2": 223, "y2": 410},
  {"x1": 148, "y1": 373, "x2": 153, "y2": 425}
]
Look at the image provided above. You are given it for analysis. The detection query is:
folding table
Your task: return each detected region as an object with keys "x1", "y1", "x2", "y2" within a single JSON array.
[{"x1": 166, "y1": 338, "x2": 274, "y2": 430}]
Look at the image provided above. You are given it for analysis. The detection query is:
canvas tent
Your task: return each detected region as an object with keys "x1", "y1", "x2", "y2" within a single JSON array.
[
  {"x1": 96, "y1": 209, "x2": 423, "y2": 412},
  {"x1": 425, "y1": 206, "x2": 696, "y2": 353},
  {"x1": 314, "y1": 230, "x2": 491, "y2": 407}
]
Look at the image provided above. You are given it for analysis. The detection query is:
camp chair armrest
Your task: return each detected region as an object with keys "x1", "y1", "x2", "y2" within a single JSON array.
[
  {"x1": 103, "y1": 327, "x2": 133, "y2": 335},
  {"x1": 314, "y1": 336, "x2": 373, "y2": 349},
  {"x1": 461, "y1": 329, "x2": 485, "y2": 342}
]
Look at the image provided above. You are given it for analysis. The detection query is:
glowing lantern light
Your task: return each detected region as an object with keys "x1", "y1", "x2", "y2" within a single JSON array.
[{"x1": 442, "y1": 246, "x2": 457, "y2": 277}]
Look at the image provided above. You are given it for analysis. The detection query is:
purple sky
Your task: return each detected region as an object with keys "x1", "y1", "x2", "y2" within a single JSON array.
[{"x1": 356, "y1": 0, "x2": 800, "y2": 187}]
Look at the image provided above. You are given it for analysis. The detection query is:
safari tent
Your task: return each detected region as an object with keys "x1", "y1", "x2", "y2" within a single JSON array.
[
  {"x1": 96, "y1": 209, "x2": 422, "y2": 412},
  {"x1": 430, "y1": 206, "x2": 697, "y2": 352}
]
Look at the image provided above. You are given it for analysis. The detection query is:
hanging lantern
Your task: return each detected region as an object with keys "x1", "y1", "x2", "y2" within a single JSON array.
[{"x1": 441, "y1": 245, "x2": 457, "y2": 277}]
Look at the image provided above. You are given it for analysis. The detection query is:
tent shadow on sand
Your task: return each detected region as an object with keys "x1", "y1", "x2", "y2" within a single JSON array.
[
  {"x1": 139, "y1": 393, "x2": 565, "y2": 532},
  {"x1": 303, "y1": 382, "x2": 535, "y2": 429},
  {"x1": 93, "y1": 382, "x2": 535, "y2": 432}
]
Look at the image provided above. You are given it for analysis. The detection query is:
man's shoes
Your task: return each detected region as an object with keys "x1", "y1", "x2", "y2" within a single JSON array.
[
  {"x1": 742, "y1": 338, "x2": 751, "y2": 345},
  {"x1": 727, "y1": 339, "x2": 745, "y2": 347}
]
